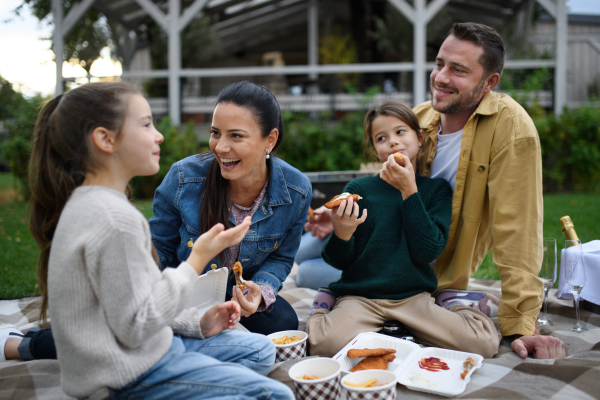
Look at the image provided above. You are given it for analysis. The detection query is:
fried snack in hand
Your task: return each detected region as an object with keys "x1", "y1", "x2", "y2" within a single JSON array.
[
  {"x1": 232, "y1": 261, "x2": 246, "y2": 290},
  {"x1": 308, "y1": 206, "x2": 315, "y2": 219},
  {"x1": 324, "y1": 193, "x2": 362, "y2": 209},
  {"x1": 347, "y1": 348, "x2": 396, "y2": 358},
  {"x1": 349, "y1": 354, "x2": 396, "y2": 372},
  {"x1": 394, "y1": 153, "x2": 405, "y2": 167}
]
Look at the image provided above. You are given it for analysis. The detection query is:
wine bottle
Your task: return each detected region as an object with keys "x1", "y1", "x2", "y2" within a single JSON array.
[{"x1": 560, "y1": 216, "x2": 579, "y2": 244}]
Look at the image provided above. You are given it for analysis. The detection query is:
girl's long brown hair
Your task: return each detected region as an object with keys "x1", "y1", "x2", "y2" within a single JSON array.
[
  {"x1": 199, "y1": 81, "x2": 284, "y2": 261},
  {"x1": 28, "y1": 82, "x2": 139, "y2": 322}
]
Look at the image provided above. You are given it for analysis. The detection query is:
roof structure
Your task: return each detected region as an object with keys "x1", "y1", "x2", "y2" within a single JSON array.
[{"x1": 52, "y1": 0, "x2": 569, "y2": 124}]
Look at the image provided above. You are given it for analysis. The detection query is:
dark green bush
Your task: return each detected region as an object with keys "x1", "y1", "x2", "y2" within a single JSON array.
[
  {"x1": 535, "y1": 102, "x2": 600, "y2": 193},
  {"x1": 131, "y1": 117, "x2": 207, "y2": 199}
]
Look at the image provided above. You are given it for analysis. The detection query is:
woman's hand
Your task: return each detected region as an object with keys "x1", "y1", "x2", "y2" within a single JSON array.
[
  {"x1": 330, "y1": 196, "x2": 367, "y2": 241},
  {"x1": 232, "y1": 280, "x2": 263, "y2": 317},
  {"x1": 187, "y1": 216, "x2": 252, "y2": 274},
  {"x1": 380, "y1": 154, "x2": 418, "y2": 199},
  {"x1": 304, "y1": 206, "x2": 334, "y2": 239},
  {"x1": 200, "y1": 301, "x2": 241, "y2": 338}
]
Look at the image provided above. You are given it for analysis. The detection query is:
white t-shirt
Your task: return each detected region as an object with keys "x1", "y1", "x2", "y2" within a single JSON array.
[
  {"x1": 429, "y1": 124, "x2": 463, "y2": 269},
  {"x1": 429, "y1": 124, "x2": 463, "y2": 191}
]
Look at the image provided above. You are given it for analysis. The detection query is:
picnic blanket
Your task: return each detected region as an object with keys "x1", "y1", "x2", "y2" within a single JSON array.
[{"x1": 1, "y1": 277, "x2": 599, "y2": 400}]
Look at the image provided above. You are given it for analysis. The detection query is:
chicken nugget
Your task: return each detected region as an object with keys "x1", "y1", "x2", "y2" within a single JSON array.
[{"x1": 347, "y1": 348, "x2": 396, "y2": 358}]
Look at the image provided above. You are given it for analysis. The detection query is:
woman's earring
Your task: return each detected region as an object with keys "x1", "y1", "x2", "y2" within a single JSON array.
[{"x1": 266, "y1": 151, "x2": 270, "y2": 159}]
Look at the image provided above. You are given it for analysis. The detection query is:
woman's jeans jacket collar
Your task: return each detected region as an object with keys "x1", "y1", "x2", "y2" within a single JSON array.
[{"x1": 149, "y1": 155, "x2": 312, "y2": 295}]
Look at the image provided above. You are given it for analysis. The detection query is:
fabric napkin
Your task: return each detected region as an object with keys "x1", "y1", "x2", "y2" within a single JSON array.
[{"x1": 557, "y1": 240, "x2": 600, "y2": 305}]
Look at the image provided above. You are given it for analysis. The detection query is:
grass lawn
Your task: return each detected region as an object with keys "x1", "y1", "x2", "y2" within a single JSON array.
[{"x1": 1, "y1": 172, "x2": 599, "y2": 298}]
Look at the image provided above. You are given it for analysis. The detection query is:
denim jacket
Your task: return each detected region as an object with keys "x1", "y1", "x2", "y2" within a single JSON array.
[{"x1": 149, "y1": 154, "x2": 312, "y2": 295}]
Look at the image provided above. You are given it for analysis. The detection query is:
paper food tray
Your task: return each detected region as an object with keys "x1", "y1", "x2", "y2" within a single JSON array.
[
  {"x1": 185, "y1": 267, "x2": 248, "y2": 332},
  {"x1": 333, "y1": 332, "x2": 482, "y2": 397}
]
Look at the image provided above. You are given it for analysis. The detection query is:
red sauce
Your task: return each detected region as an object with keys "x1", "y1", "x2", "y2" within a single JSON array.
[{"x1": 418, "y1": 357, "x2": 450, "y2": 372}]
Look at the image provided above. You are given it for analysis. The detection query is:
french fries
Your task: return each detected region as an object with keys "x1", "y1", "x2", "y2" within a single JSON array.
[
  {"x1": 296, "y1": 375, "x2": 320, "y2": 380},
  {"x1": 344, "y1": 378, "x2": 378, "y2": 388},
  {"x1": 272, "y1": 335, "x2": 302, "y2": 345}
]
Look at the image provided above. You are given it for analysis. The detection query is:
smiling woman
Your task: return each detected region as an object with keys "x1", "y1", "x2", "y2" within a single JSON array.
[{"x1": 149, "y1": 81, "x2": 312, "y2": 335}]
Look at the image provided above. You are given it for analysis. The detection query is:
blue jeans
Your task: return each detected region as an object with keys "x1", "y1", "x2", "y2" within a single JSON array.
[
  {"x1": 295, "y1": 233, "x2": 341, "y2": 290},
  {"x1": 110, "y1": 331, "x2": 294, "y2": 400}
]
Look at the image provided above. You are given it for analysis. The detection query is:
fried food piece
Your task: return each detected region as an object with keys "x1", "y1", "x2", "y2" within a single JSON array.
[
  {"x1": 324, "y1": 193, "x2": 362, "y2": 209},
  {"x1": 272, "y1": 335, "x2": 302, "y2": 345},
  {"x1": 347, "y1": 348, "x2": 396, "y2": 358},
  {"x1": 393, "y1": 153, "x2": 405, "y2": 167},
  {"x1": 296, "y1": 375, "x2": 320, "y2": 380},
  {"x1": 308, "y1": 206, "x2": 315, "y2": 219},
  {"x1": 460, "y1": 357, "x2": 476, "y2": 379},
  {"x1": 349, "y1": 354, "x2": 396, "y2": 372},
  {"x1": 232, "y1": 261, "x2": 246, "y2": 290},
  {"x1": 344, "y1": 378, "x2": 378, "y2": 388}
]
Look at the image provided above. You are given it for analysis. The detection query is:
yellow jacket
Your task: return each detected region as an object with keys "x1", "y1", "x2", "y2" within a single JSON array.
[{"x1": 414, "y1": 91, "x2": 543, "y2": 337}]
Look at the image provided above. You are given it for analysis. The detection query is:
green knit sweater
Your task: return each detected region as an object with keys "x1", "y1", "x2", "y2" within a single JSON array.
[{"x1": 323, "y1": 174, "x2": 452, "y2": 300}]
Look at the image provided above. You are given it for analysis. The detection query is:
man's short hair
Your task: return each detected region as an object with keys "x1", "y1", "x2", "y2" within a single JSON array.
[{"x1": 448, "y1": 22, "x2": 505, "y2": 77}]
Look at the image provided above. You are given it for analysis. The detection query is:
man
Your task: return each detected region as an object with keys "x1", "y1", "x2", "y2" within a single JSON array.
[{"x1": 302, "y1": 22, "x2": 564, "y2": 359}]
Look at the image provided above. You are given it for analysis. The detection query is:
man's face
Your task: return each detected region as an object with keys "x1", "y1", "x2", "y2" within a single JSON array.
[{"x1": 430, "y1": 35, "x2": 488, "y2": 115}]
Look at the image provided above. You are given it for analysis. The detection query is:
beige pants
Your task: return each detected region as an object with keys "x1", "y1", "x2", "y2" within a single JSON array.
[{"x1": 306, "y1": 292, "x2": 500, "y2": 358}]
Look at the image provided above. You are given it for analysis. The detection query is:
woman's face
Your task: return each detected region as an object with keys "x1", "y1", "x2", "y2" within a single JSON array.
[
  {"x1": 209, "y1": 102, "x2": 276, "y2": 184},
  {"x1": 371, "y1": 114, "x2": 423, "y2": 166}
]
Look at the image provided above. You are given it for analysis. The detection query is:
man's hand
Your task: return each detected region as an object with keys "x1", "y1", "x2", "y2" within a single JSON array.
[
  {"x1": 200, "y1": 301, "x2": 240, "y2": 338},
  {"x1": 511, "y1": 335, "x2": 566, "y2": 359},
  {"x1": 232, "y1": 281, "x2": 262, "y2": 317},
  {"x1": 304, "y1": 206, "x2": 334, "y2": 239}
]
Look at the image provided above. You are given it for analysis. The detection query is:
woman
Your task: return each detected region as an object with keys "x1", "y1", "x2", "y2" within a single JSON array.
[{"x1": 149, "y1": 81, "x2": 312, "y2": 335}]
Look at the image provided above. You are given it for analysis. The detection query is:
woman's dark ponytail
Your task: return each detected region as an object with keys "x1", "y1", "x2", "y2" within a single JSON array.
[{"x1": 199, "y1": 82, "x2": 284, "y2": 261}]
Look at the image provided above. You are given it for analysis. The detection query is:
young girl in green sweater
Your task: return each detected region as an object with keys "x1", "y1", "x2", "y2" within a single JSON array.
[{"x1": 306, "y1": 100, "x2": 499, "y2": 358}]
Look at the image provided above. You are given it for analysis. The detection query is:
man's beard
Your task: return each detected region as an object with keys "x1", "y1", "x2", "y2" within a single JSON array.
[{"x1": 431, "y1": 77, "x2": 486, "y2": 115}]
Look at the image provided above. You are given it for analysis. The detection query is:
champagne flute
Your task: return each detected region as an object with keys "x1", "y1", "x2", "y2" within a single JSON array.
[
  {"x1": 538, "y1": 238, "x2": 557, "y2": 326},
  {"x1": 564, "y1": 239, "x2": 587, "y2": 332}
]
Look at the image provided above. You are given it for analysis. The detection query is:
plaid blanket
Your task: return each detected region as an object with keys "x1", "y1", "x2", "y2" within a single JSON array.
[{"x1": 2, "y1": 278, "x2": 599, "y2": 399}]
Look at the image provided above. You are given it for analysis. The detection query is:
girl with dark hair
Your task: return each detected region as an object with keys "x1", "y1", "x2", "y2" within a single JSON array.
[
  {"x1": 150, "y1": 81, "x2": 312, "y2": 335},
  {"x1": 305, "y1": 100, "x2": 499, "y2": 359},
  {"x1": 9, "y1": 82, "x2": 294, "y2": 399}
]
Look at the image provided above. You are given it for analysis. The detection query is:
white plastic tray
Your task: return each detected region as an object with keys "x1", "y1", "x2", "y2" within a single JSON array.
[
  {"x1": 332, "y1": 332, "x2": 483, "y2": 397},
  {"x1": 185, "y1": 267, "x2": 248, "y2": 332}
]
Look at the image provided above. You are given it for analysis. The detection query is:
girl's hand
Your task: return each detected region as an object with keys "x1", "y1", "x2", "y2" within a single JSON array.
[
  {"x1": 232, "y1": 280, "x2": 262, "y2": 317},
  {"x1": 330, "y1": 196, "x2": 367, "y2": 241},
  {"x1": 187, "y1": 216, "x2": 252, "y2": 274},
  {"x1": 200, "y1": 301, "x2": 241, "y2": 338},
  {"x1": 304, "y1": 206, "x2": 334, "y2": 239},
  {"x1": 380, "y1": 154, "x2": 418, "y2": 199}
]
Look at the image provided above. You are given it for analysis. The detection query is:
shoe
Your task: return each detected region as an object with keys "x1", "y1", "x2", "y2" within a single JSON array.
[
  {"x1": 310, "y1": 287, "x2": 338, "y2": 315},
  {"x1": 435, "y1": 289, "x2": 500, "y2": 318},
  {"x1": 0, "y1": 324, "x2": 23, "y2": 362}
]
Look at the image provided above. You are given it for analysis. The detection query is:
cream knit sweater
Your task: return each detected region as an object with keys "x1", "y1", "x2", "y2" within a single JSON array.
[{"x1": 48, "y1": 186, "x2": 202, "y2": 398}]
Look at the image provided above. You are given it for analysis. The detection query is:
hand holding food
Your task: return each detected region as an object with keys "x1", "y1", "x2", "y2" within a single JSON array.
[
  {"x1": 329, "y1": 194, "x2": 367, "y2": 241},
  {"x1": 232, "y1": 280, "x2": 262, "y2": 317},
  {"x1": 394, "y1": 153, "x2": 405, "y2": 167},
  {"x1": 232, "y1": 261, "x2": 246, "y2": 290},
  {"x1": 304, "y1": 206, "x2": 334, "y2": 239},
  {"x1": 380, "y1": 153, "x2": 417, "y2": 200}
]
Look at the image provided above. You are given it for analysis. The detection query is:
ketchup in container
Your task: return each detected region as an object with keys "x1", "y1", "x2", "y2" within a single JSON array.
[{"x1": 418, "y1": 357, "x2": 449, "y2": 372}]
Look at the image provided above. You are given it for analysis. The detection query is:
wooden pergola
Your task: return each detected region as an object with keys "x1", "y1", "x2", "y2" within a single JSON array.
[{"x1": 52, "y1": 0, "x2": 569, "y2": 125}]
